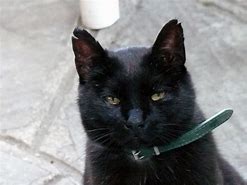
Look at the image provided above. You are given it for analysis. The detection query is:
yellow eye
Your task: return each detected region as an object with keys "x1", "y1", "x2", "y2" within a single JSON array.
[
  {"x1": 106, "y1": 96, "x2": 120, "y2": 105},
  {"x1": 151, "y1": 92, "x2": 166, "y2": 101}
]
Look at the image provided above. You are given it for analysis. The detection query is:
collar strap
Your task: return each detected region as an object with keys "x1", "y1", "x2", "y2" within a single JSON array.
[{"x1": 128, "y1": 109, "x2": 233, "y2": 160}]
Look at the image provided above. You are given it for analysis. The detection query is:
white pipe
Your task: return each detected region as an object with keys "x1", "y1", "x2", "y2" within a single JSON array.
[{"x1": 80, "y1": 0, "x2": 120, "y2": 29}]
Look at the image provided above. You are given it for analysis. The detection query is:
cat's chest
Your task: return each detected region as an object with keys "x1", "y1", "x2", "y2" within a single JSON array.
[
  {"x1": 93, "y1": 157, "x2": 218, "y2": 185},
  {"x1": 100, "y1": 168, "x2": 196, "y2": 185},
  {"x1": 97, "y1": 160, "x2": 190, "y2": 185}
]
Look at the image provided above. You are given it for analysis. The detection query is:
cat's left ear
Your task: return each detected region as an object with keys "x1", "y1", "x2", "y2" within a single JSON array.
[
  {"x1": 152, "y1": 19, "x2": 185, "y2": 66},
  {"x1": 72, "y1": 28, "x2": 105, "y2": 82}
]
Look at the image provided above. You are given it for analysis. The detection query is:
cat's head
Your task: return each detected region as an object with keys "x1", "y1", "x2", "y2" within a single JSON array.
[{"x1": 72, "y1": 20, "x2": 195, "y2": 150}]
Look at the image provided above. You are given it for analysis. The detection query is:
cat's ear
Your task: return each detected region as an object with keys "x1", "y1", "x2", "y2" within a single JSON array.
[
  {"x1": 72, "y1": 28, "x2": 105, "y2": 82},
  {"x1": 152, "y1": 19, "x2": 185, "y2": 66}
]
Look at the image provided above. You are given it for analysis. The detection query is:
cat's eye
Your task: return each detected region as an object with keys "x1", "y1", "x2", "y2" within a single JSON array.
[
  {"x1": 151, "y1": 92, "x2": 166, "y2": 101},
  {"x1": 106, "y1": 96, "x2": 120, "y2": 105}
]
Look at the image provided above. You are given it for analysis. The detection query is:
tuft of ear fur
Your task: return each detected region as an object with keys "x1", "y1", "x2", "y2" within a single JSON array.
[
  {"x1": 72, "y1": 28, "x2": 105, "y2": 83},
  {"x1": 152, "y1": 19, "x2": 185, "y2": 66}
]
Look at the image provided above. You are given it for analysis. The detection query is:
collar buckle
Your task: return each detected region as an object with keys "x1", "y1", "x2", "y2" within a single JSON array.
[
  {"x1": 153, "y1": 146, "x2": 160, "y2": 155},
  {"x1": 131, "y1": 150, "x2": 144, "y2": 160}
]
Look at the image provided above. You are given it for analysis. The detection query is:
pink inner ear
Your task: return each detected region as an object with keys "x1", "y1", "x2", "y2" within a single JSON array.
[
  {"x1": 75, "y1": 39, "x2": 95, "y2": 59},
  {"x1": 72, "y1": 38, "x2": 96, "y2": 79},
  {"x1": 72, "y1": 30, "x2": 105, "y2": 80},
  {"x1": 159, "y1": 35, "x2": 177, "y2": 62},
  {"x1": 161, "y1": 28, "x2": 182, "y2": 52},
  {"x1": 153, "y1": 20, "x2": 184, "y2": 55},
  {"x1": 152, "y1": 21, "x2": 185, "y2": 65}
]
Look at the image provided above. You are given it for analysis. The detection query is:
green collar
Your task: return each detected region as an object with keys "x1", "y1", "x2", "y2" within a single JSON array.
[{"x1": 128, "y1": 109, "x2": 233, "y2": 160}]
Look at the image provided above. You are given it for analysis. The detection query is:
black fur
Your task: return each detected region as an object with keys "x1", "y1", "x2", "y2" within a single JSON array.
[{"x1": 72, "y1": 20, "x2": 246, "y2": 185}]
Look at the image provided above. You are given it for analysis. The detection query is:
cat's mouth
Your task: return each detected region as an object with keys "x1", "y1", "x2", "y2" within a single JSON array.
[{"x1": 123, "y1": 135, "x2": 153, "y2": 150}]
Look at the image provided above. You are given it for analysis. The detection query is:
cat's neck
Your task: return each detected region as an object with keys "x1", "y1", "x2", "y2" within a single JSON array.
[{"x1": 86, "y1": 134, "x2": 219, "y2": 185}]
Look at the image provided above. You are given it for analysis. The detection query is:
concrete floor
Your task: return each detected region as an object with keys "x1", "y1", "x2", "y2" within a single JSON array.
[{"x1": 0, "y1": 0, "x2": 246, "y2": 184}]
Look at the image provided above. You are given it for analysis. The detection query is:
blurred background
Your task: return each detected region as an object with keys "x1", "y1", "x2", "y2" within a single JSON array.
[{"x1": 0, "y1": 0, "x2": 246, "y2": 184}]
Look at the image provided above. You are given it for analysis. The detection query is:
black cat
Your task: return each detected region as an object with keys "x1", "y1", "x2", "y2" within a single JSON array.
[{"x1": 72, "y1": 20, "x2": 245, "y2": 185}]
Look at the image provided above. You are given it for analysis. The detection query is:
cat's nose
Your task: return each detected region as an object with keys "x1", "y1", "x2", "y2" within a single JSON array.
[{"x1": 126, "y1": 108, "x2": 144, "y2": 130}]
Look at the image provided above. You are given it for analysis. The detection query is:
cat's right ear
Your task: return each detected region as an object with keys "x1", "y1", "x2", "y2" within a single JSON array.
[{"x1": 72, "y1": 28, "x2": 105, "y2": 83}]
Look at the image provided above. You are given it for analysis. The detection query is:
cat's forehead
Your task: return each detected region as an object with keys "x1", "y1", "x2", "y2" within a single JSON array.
[{"x1": 108, "y1": 47, "x2": 151, "y2": 75}]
